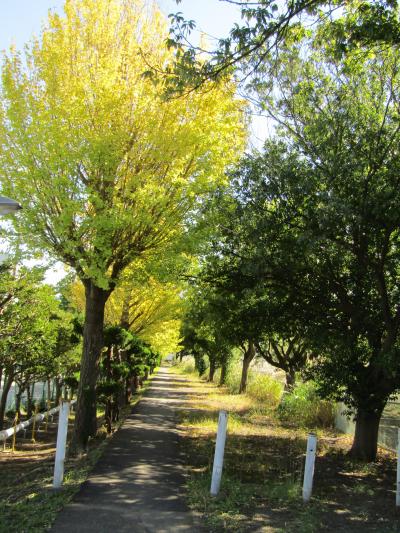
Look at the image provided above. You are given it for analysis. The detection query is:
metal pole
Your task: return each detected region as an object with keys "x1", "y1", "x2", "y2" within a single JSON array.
[
  {"x1": 210, "y1": 410, "x2": 228, "y2": 496},
  {"x1": 53, "y1": 401, "x2": 70, "y2": 489},
  {"x1": 303, "y1": 433, "x2": 317, "y2": 502}
]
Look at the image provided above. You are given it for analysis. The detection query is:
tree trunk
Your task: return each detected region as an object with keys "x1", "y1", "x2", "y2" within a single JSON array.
[
  {"x1": 219, "y1": 359, "x2": 228, "y2": 386},
  {"x1": 284, "y1": 368, "x2": 296, "y2": 391},
  {"x1": 15, "y1": 384, "x2": 23, "y2": 419},
  {"x1": 105, "y1": 399, "x2": 112, "y2": 433},
  {"x1": 239, "y1": 341, "x2": 255, "y2": 394},
  {"x1": 26, "y1": 384, "x2": 33, "y2": 419},
  {"x1": 133, "y1": 374, "x2": 140, "y2": 391},
  {"x1": 55, "y1": 378, "x2": 62, "y2": 404},
  {"x1": 125, "y1": 377, "x2": 132, "y2": 404},
  {"x1": 350, "y1": 406, "x2": 384, "y2": 461},
  {"x1": 0, "y1": 372, "x2": 13, "y2": 429},
  {"x1": 71, "y1": 281, "x2": 109, "y2": 452},
  {"x1": 208, "y1": 358, "x2": 216, "y2": 382}
]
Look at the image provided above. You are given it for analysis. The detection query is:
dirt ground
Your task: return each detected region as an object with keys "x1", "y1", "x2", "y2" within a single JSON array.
[
  {"x1": 0, "y1": 415, "x2": 62, "y2": 490},
  {"x1": 0, "y1": 411, "x2": 107, "y2": 532}
]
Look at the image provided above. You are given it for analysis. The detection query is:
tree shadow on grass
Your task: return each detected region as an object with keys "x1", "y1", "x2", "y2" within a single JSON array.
[{"x1": 184, "y1": 427, "x2": 400, "y2": 532}]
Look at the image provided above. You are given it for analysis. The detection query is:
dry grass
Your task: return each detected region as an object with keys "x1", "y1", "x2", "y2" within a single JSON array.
[{"x1": 170, "y1": 362, "x2": 400, "y2": 533}]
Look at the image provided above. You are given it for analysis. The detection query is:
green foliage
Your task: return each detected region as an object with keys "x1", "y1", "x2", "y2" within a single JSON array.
[
  {"x1": 180, "y1": 286, "x2": 235, "y2": 382},
  {"x1": 98, "y1": 324, "x2": 160, "y2": 430},
  {"x1": 246, "y1": 373, "x2": 283, "y2": 408},
  {"x1": 0, "y1": 262, "x2": 81, "y2": 427},
  {"x1": 194, "y1": 355, "x2": 207, "y2": 377},
  {"x1": 96, "y1": 380, "x2": 123, "y2": 400},
  {"x1": 166, "y1": 0, "x2": 400, "y2": 95},
  {"x1": 278, "y1": 382, "x2": 335, "y2": 429},
  {"x1": 223, "y1": 363, "x2": 283, "y2": 406},
  {"x1": 191, "y1": 27, "x2": 400, "y2": 458},
  {"x1": 224, "y1": 362, "x2": 243, "y2": 394}
]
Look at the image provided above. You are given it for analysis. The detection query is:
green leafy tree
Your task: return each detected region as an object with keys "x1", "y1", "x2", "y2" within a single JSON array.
[
  {"x1": 212, "y1": 32, "x2": 400, "y2": 459},
  {"x1": 0, "y1": 266, "x2": 68, "y2": 428},
  {"x1": 180, "y1": 286, "x2": 234, "y2": 384},
  {"x1": 188, "y1": 184, "x2": 311, "y2": 392}
]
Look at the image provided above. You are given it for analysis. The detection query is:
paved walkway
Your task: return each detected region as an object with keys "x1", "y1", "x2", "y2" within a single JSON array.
[{"x1": 51, "y1": 368, "x2": 201, "y2": 533}]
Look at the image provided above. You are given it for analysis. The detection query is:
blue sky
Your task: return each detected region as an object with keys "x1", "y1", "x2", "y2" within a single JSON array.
[{"x1": 0, "y1": 0, "x2": 241, "y2": 52}]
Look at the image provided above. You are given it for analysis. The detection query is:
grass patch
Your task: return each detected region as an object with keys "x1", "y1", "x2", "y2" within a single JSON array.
[
  {"x1": 278, "y1": 381, "x2": 335, "y2": 429},
  {"x1": 0, "y1": 441, "x2": 107, "y2": 533},
  {"x1": 172, "y1": 362, "x2": 400, "y2": 532}
]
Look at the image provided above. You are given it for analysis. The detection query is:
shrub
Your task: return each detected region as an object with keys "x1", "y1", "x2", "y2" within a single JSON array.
[
  {"x1": 225, "y1": 364, "x2": 243, "y2": 393},
  {"x1": 246, "y1": 373, "x2": 283, "y2": 407},
  {"x1": 176, "y1": 357, "x2": 197, "y2": 375},
  {"x1": 195, "y1": 356, "x2": 207, "y2": 377},
  {"x1": 5, "y1": 409, "x2": 16, "y2": 420},
  {"x1": 277, "y1": 381, "x2": 335, "y2": 428}
]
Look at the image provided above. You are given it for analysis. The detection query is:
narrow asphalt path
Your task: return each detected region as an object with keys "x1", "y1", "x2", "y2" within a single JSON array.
[{"x1": 51, "y1": 367, "x2": 201, "y2": 533}]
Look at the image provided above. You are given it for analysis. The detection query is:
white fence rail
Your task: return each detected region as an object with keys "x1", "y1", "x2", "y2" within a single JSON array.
[{"x1": 0, "y1": 400, "x2": 76, "y2": 442}]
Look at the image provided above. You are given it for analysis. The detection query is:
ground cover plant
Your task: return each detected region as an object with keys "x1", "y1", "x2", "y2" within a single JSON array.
[{"x1": 171, "y1": 361, "x2": 400, "y2": 532}]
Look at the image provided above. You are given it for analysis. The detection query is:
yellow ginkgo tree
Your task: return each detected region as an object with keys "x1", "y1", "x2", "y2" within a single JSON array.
[
  {"x1": 69, "y1": 271, "x2": 184, "y2": 355},
  {"x1": 0, "y1": 0, "x2": 246, "y2": 449}
]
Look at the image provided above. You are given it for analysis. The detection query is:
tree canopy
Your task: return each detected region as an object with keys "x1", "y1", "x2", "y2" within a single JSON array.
[{"x1": 191, "y1": 31, "x2": 400, "y2": 459}]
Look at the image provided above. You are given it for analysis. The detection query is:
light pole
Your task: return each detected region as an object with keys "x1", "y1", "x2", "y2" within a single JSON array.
[{"x1": 0, "y1": 196, "x2": 22, "y2": 215}]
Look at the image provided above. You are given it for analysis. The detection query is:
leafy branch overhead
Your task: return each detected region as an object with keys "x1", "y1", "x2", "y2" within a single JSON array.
[{"x1": 165, "y1": 0, "x2": 400, "y2": 95}]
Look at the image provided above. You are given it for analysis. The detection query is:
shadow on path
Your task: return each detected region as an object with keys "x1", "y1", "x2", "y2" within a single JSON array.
[{"x1": 51, "y1": 368, "x2": 202, "y2": 533}]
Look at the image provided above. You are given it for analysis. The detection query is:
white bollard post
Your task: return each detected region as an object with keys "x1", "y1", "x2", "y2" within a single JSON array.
[
  {"x1": 302, "y1": 433, "x2": 317, "y2": 502},
  {"x1": 396, "y1": 428, "x2": 400, "y2": 506},
  {"x1": 53, "y1": 400, "x2": 70, "y2": 489},
  {"x1": 210, "y1": 410, "x2": 228, "y2": 496}
]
